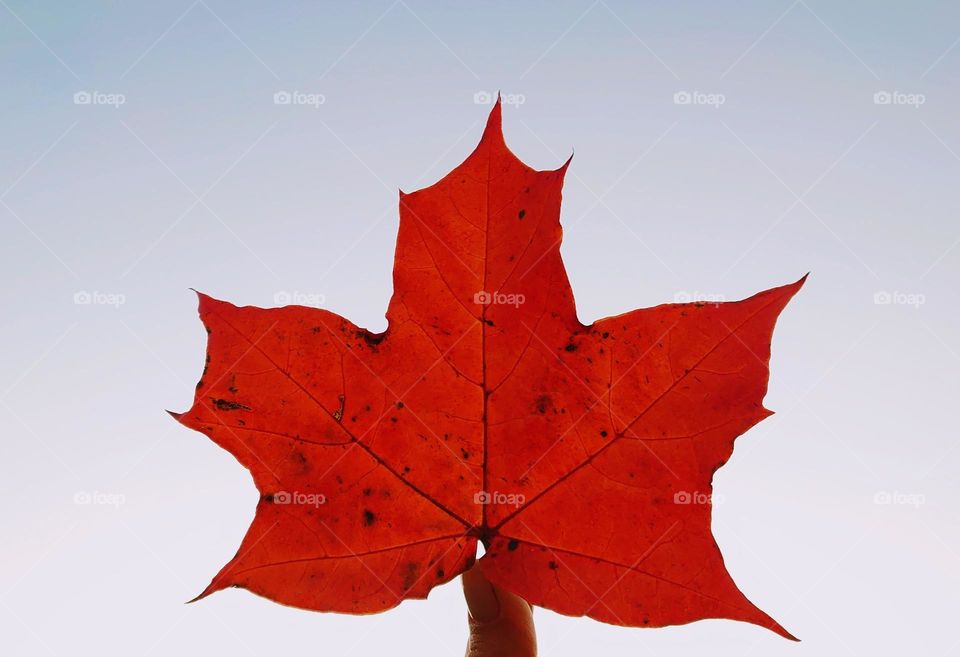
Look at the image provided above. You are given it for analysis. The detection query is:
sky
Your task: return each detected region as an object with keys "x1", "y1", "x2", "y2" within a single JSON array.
[{"x1": 1, "y1": 1, "x2": 958, "y2": 655}]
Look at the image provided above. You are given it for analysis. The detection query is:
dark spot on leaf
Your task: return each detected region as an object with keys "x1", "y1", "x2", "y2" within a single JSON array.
[
  {"x1": 534, "y1": 395, "x2": 551, "y2": 414},
  {"x1": 518, "y1": 209, "x2": 526, "y2": 219},
  {"x1": 211, "y1": 398, "x2": 251, "y2": 411},
  {"x1": 363, "y1": 509, "x2": 376, "y2": 526},
  {"x1": 507, "y1": 539, "x2": 519, "y2": 551},
  {"x1": 402, "y1": 562, "x2": 418, "y2": 590},
  {"x1": 548, "y1": 560, "x2": 558, "y2": 569}
]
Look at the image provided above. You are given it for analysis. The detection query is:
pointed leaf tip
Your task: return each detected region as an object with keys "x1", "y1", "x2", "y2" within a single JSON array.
[
  {"x1": 774, "y1": 622, "x2": 800, "y2": 642},
  {"x1": 480, "y1": 96, "x2": 504, "y2": 145},
  {"x1": 186, "y1": 578, "x2": 223, "y2": 604},
  {"x1": 786, "y1": 272, "x2": 808, "y2": 297},
  {"x1": 185, "y1": 591, "x2": 206, "y2": 605},
  {"x1": 189, "y1": 288, "x2": 210, "y2": 310}
]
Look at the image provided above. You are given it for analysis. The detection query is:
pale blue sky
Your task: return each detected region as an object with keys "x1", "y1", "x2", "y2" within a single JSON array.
[{"x1": 1, "y1": 2, "x2": 958, "y2": 656}]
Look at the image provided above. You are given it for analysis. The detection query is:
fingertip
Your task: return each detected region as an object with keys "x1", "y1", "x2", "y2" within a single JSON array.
[
  {"x1": 463, "y1": 563, "x2": 537, "y2": 657},
  {"x1": 462, "y1": 563, "x2": 501, "y2": 623}
]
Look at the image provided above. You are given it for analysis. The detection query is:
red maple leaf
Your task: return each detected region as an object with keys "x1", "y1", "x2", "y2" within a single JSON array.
[{"x1": 173, "y1": 98, "x2": 802, "y2": 639}]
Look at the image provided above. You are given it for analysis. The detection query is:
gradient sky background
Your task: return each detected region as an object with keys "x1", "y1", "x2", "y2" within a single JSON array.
[{"x1": 1, "y1": 1, "x2": 958, "y2": 655}]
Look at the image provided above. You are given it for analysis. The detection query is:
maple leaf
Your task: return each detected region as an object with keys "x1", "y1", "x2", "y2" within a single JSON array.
[{"x1": 173, "y1": 98, "x2": 802, "y2": 639}]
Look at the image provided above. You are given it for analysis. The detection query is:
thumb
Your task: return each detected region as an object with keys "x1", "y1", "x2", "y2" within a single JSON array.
[{"x1": 462, "y1": 562, "x2": 536, "y2": 657}]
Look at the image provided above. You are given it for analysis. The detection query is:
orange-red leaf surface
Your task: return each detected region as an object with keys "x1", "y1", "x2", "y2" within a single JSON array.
[{"x1": 174, "y1": 98, "x2": 802, "y2": 639}]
